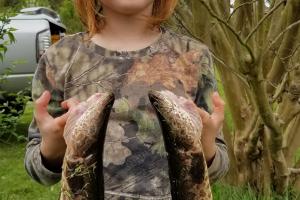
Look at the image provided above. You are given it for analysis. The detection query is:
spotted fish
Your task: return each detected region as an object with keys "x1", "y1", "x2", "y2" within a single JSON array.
[
  {"x1": 60, "y1": 92, "x2": 114, "y2": 200},
  {"x1": 148, "y1": 90, "x2": 212, "y2": 200},
  {"x1": 59, "y1": 90, "x2": 211, "y2": 199}
]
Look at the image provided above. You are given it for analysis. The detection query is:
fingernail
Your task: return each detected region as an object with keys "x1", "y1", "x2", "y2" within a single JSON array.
[
  {"x1": 43, "y1": 90, "x2": 50, "y2": 95},
  {"x1": 212, "y1": 92, "x2": 218, "y2": 97}
]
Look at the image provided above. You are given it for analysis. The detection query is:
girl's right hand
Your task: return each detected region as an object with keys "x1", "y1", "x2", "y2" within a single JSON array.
[{"x1": 34, "y1": 91, "x2": 79, "y2": 170}]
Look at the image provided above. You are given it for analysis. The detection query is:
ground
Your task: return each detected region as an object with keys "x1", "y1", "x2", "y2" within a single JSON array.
[
  {"x1": 0, "y1": 102, "x2": 290, "y2": 200},
  {"x1": 0, "y1": 142, "x2": 259, "y2": 200}
]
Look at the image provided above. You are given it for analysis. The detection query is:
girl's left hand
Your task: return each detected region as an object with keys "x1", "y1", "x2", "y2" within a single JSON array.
[{"x1": 197, "y1": 92, "x2": 225, "y2": 165}]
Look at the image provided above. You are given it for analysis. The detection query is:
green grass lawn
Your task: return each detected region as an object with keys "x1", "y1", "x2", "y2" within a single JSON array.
[
  {"x1": 0, "y1": 141, "x2": 260, "y2": 200},
  {"x1": 0, "y1": 102, "x2": 294, "y2": 200},
  {"x1": 0, "y1": 143, "x2": 60, "y2": 200},
  {"x1": 0, "y1": 102, "x2": 60, "y2": 200},
  {"x1": 0, "y1": 144, "x2": 289, "y2": 200}
]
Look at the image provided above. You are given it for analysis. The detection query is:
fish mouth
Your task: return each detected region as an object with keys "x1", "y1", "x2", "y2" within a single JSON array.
[
  {"x1": 148, "y1": 90, "x2": 163, "y2": 104},
  {"x1": 148, "y1": 90, "x2": 202, "y2": 151},
  {"x1": 148, "y1": 91, "x2": 209, "y2": 199},
  {"x1": 65, "y1": 92, "x2": 115, "y2": 158},
  {"x1": 85, "y1": 91, "x2": 115, "y2": 136},
  {"x1": 90, "y1": 92, "x2": 115, "y2": 108},
  {"x1": 79, "y1": 91, "x2": 115, "y2": 129},
  {"x1": 99, "y1": 92, "x2": 115, "y2": 105},
  {"x1": 148, "y1": 90, "x2": 161, "y2": 108},
  {"x1": 149, "y1": 89, "x2": 201, "y2": 126},
  {"x1": 148, "y1": 90, "x2": 173, "y2": 113}
]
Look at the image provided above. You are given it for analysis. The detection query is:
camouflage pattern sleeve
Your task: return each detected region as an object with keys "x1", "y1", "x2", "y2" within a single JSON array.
[
  {"x1": 194, "y1": 46, "x2": 229, "y2": 183},
  {"x1": 25, "y1": 54, "x2": 64, "y2": 185},
  {"x1": 24, "y1": 35, "x2": 76, "y2": 185}
]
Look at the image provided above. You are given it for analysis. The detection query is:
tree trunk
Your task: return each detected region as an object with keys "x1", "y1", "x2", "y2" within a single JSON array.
[{"x1": 174, "y1": 0, "x2": 300, "y2": 196}]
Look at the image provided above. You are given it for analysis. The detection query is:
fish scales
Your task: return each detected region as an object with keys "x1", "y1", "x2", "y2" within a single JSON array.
[
  {"x1": 60, "y1": 93, "x2": 114, "y2": 200},
  {"x1": 60, "y1": 90, "x2": 211, "y2": 199},
  {"x1": 148, "y1": 90, "x2": 212, "y2": 200}
]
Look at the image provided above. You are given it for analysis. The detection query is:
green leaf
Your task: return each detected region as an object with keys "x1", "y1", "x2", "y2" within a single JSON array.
[
  {"x1": 7, "y1": 32, "x2": 15, "y2": 43},
  {"x1": 3, "y1": 45, "x2": 7, "y2": 54}
]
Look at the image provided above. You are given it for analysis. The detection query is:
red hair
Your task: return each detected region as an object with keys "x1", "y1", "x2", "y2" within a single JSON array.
[{"x1": 74, "y1": 0, "x2": 177, "y2": 36}]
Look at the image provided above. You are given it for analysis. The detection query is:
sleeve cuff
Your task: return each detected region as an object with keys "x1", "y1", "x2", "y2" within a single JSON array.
[
  {"x1": 25, "y1": 141, "x2": 61, "y2": 185},
  {"x1": 207, "y1": 149, "x2": 221, "y2": 173},
  {"x1": 207, "y1": 149, "x2": 225, "y2": 183}
]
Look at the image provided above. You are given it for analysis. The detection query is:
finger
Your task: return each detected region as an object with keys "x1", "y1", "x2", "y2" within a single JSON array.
[
  {"x1": 65, "y1": 100, "x2": 89, "y2": 125},
  {"x1": 56, "y1": 99, "x2": 85, "y2": 127},
  {"x1": 211, "y1": 92, "x2": 225, "y2": 124},
  {"x1": 34, "y1": 91, "x2": 53, "y2": 123},
  {"x1": 197, "y1": 107, "x2": 211, "y2": 124},
  {"x1": 212, "y1": 92, "x2": 225, "y2": 111},
  {"x1": 55, "y1": 112, "x2": 70, "y2": 127},
  {"x1": 61, "y1": 98, "x2": 80, "y2": 110}
]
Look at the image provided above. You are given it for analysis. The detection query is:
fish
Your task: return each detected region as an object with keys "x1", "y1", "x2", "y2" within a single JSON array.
[
  {"x1": 60, "y1": 92, "x2": 114, "y2": 200},
  {"x1": 59, "y1": 90, "x2": 211, "y2": 199},
  {"x1": 148, "y1": 90, "x2": 212, "y2": 200}
]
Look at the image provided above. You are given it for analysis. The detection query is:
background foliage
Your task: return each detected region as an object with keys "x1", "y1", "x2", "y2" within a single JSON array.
[
  {"x1": 171, "y1": 0, "x2": 300, "y2": 197},
  {"x1": 0, "y1": 0, "x2": 83, "y2": 33},
  {"x1": 0, "y1": 13, "x2": 30, "y2": 143},
  {"x1": 58, "y1": 0, "x2": 83, "y2": 33},
  {"x1": 0, "y1": 0, "x2": 82, "y2": 142}
]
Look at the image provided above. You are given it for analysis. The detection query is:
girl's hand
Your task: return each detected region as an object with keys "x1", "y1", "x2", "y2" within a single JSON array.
[
  {"x1": 34, "y1": 91, "x2": 79, "y2": 170},
  {"x1": 197, "y1": 92, "x2": 225, "y2": 164}
]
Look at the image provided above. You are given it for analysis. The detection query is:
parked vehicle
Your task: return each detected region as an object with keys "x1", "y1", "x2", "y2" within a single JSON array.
[{"x1": 0, "y1": 7, "x2": 66, "y2": 92}]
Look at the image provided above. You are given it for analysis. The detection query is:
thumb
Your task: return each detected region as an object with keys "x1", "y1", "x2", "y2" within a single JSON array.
[
  {"x1": 197, "y1": 107, "x2": 211, "y2": 124},
  {"x1": 211, "y1": 92, "x2": 225, "y2": 123},
  {"x1": 56, "y1": 98, "x2": 80, "y2": 127},
  {"x1": 61, "y1": 98, "x2": 80, "y2": 110},
  {"x1": 34, "y1": 91, "x2": 53, "y2": 123},
  {"x1": 55, "y1": 112, "x2": 70, "y2": 127}
]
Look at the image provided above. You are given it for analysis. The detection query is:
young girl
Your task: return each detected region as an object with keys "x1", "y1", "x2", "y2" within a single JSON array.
[{"x1": 25, "y1": 0, "x2": 229, "y2": 199}]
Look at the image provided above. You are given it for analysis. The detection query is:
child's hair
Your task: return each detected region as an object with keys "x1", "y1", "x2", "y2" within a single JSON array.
[{"x1": 75, "y1": 0, "x2": 178, "y2": 36}]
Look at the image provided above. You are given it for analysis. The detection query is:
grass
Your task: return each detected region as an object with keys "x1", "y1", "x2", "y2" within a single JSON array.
[
  {"x1": 0, "y1": 141, "x2": 273, "y2": 200},
  {"x1": 0, "y1": 140, "x2": 261, "y2": 200},
  {"x1": 213, "y1": 184, "x2": 259, "y2": 200},
  {"x1": 0, "y1": 102, "x2": 297, "y2": 200},
  {"x1": 16, "y1": 102, "x2": 34, "y2": 140},
  {"x1": 0, "y1": 102, "x2": 60, "y2": 200},
  {"x1": 0, "y1": 143, "x2": 60, "y2": 200}
]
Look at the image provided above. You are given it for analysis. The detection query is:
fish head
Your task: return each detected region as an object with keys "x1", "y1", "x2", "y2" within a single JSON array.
[
  {"x1": 64, "y1": 92, "x2": 115, "y2": 157},
  {"x1": 148, "y1": 90, "x2": 202, "y2": 151}
]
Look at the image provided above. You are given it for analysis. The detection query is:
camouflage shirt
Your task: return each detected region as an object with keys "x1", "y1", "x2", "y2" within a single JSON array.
[{"x1": 25, "y1": 28, "x2": 229, "y2": 199}]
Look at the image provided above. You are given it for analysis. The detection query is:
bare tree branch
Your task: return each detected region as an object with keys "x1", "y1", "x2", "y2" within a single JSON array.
[
  {"x1": 172, "y1": 12, "x2": 205, "y2": 43},
  {"x1": 212, "y1": 53, "x2": 250, "y2": 87},
  {"x1": 289, "y1": 168, "x2": 300, "y2": 175},
  {"x1": 199, "y1": 0, "x2": 256, "y2": 63},
  {"x1": 267, "y1": 19, "x2": 300, "y2": 54},
  {"x1": 173, "y1": 11, "x2": 250, "y2": 86},
  {"x1": 281, "y1": 43, "x2": 300, "y2": 62},
  {"x1": 271, "y1": 72, "x2": 288, "y2": 103},
  {"x1": 245, "y1": 0, "x2": 286, "y2": 44},
  {"x1": 227, "y1": 0, "x2": 258, "y2": 22}
]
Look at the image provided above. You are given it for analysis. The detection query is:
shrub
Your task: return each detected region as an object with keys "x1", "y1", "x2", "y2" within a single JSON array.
[
  {"x1": 59, "y1": 0, "x2": 83, "y2": 33},
  {"x1": 0, "y1": 89, "x2": 30, "y2": 142},
  {"x1": 0, "y1": 13, "x2": 30, "y2": 143}
]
